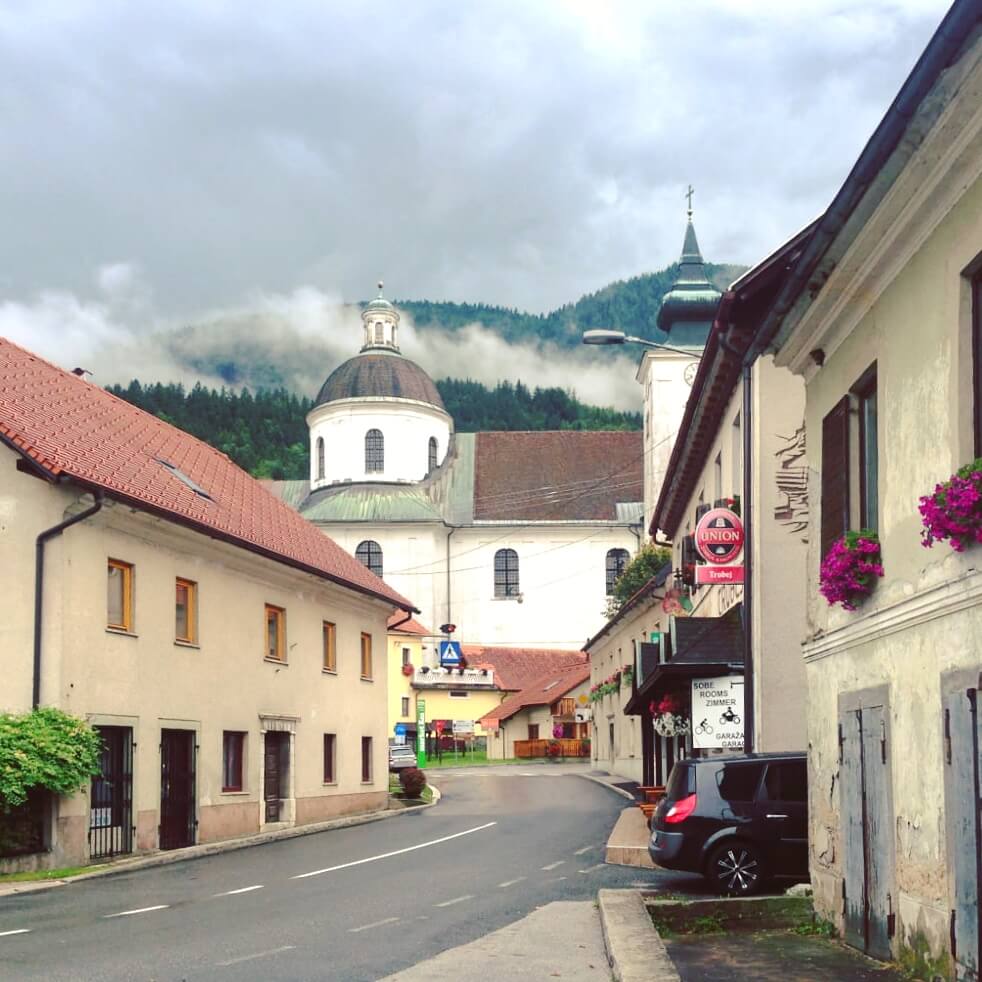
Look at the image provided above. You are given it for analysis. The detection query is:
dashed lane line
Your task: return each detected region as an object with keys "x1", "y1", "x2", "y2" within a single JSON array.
[
  {"x1": 215, "y1": 885, "x2": 264, "y2": 896},
  {"x1": 216, "y1": 945, "x2": 296, "y2": 967},
  {"x1": 573, "y1": 845, "x2": 593, "y2": 856},
  {"x1": 578, "y1": 864, "x2": 606, "y2": 874},
  {"x1": 349, "y1": 917, "x2": 400, "y2": 933},
  {"x1": 104, "y1": 905, "x2": 170, "y2": 919},
  {"x1": 0, "y1": 929, "x2": 31, "y2": 937},
  {"x1": 434, "y1": 895, "x2": 474, "y2": 908},
  {"x1": 497, "y1": 877, "x2": 526, "y2": 888},
  {"x1": 541, "y1": 861, "x2": 565, "y2": 871},
  {"x1": 292, "y1": 822, "x2": 497, "y2": 880}
]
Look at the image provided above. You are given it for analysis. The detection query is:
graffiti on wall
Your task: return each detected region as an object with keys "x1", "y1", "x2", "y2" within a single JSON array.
[{"x1": 774, "y1": 424, "x2": 808, "y2": 540}]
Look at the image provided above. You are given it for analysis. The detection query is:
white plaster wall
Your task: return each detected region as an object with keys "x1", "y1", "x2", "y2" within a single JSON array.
[{"x1": 307, "y1": 399, "x2": 452, "y2": 488}]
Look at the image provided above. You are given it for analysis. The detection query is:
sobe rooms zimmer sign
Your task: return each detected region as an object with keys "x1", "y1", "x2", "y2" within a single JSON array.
[{"x1": 691, "y1": 676, "x2": 745, "y2": 749}]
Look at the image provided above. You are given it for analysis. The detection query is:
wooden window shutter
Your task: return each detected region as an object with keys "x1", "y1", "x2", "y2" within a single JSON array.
[{"x1": 821, "y1": 396, "x2": 851, "y2": 558}]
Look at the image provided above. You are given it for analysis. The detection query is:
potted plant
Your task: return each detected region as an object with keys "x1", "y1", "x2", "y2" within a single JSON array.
[
  {"x1": 650, "y1": 693, "x2": 690, "y2": 738},
  {"x1": 819, "y1": 530, "x2": 884, "y2": 611},
  {"x1": 401, "y1": 663, "x2": 414, "y2": 677},
  {"x1": 920, "y1": 459, "x2": 982, "y2": 551},
  {"x1": 545, "y1": 740, "x2": 562, "y2": 760},
  {"x1": 621, "y1": 663, "x2": 634, "y2": 688}
]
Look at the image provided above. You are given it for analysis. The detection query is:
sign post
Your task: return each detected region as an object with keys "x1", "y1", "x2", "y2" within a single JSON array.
[{"x1": 416, "y1": 700, "x2": 426, "y2": 767}]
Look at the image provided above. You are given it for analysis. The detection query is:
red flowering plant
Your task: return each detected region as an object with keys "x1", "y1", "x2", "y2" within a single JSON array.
[
  {"x1": 919, "y1": 460, "x2": 982, "y2": 552},
  {"x1": 545, "y1": 741, "x2": 562, "y2": 758},
  {"x1": 819, "y1": 530, "x2": 884, "y2": 611},
  {"x1": 620, "y1": 663, "x2": 634, "y2": 688},
  {"x1": 650, "y1": 691, "x2": 690, "y2": 738},
  {"x1": 401, "y1": 663, "x2": 414, "y2": 677}
]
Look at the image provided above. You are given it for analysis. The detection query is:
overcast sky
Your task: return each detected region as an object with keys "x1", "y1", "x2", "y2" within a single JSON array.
[{"x1": 0, "y1": 0, "x2": 951, "y2": 394}]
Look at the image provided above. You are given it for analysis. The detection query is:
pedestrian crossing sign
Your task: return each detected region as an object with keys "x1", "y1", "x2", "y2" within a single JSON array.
[{"x1": 439, "y1": 640, "x2": 463, "y2": 666}]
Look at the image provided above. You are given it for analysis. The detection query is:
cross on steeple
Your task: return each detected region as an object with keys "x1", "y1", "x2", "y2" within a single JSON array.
[{"x1": 686, "y1": 184, "x2": 694, "y2": 220}]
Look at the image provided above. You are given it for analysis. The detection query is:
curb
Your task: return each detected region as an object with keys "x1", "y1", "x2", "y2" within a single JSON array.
[
  {"x1": 578, "y1": 773, "x2": 637, "y2": 801},
  {"x1": 0, "y1": 786, "x2": 441, "y2": 899},
  {"x1": 599, "y1": 889, "x2": 680, "y2": 982}
]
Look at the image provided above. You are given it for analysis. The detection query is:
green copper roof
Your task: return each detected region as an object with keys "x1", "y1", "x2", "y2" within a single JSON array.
[
  {"x1": 299, "y1": 483, "x2": 444, "y2": 522},
  {"x1": 657, "y1": 220, "x2": 721, "y2": 332}
]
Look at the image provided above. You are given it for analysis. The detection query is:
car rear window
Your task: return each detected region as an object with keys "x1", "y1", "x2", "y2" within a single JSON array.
[
  {"x1": 762, "y1": 761, "x2": 807, "y2": 802},
  {"x1": 664, "y1": 762, "x2": 696, "y2": 801},
  {"x1": 716, "y1": 761, "x2": 765, "y2": 802}
]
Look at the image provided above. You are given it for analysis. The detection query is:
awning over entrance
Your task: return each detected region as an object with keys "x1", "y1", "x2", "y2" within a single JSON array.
[{"x1": 625, "y1": 604, "x2": 744, "y2": 715}]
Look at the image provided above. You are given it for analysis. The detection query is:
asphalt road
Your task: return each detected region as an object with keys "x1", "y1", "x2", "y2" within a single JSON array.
[{"x1": 0, "y1": 766, "x2": 705, "y2": 981}]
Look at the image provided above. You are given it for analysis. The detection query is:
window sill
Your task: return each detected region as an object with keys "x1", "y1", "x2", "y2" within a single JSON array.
[
  {"x1": 174, "y1": 639, "x2": 200, "y2": 650},
  {"x1": 106, "y1": 627, "x2": 138, "y2": 638},
  {"x1": 264, "y1": 657, "x2": 288, "y2": 666},
  {"x1": 361, "y1": 781, "x2": 374, "y2": 786},
  {"x1": 360, "y1": 676, "x2": 374, "y2": 682},
  {"x1": 322, "y1": 668, "x2": 337, "y2": 676},
  {"x1": 491, "y1": 596, "x2": 520, "y2": 602},
  {"x1": 322, "y1": 781, "x2": 338, "y2": 788},
  {"x1": 220, "y1": 789, "x2": 250, "y2": 796}
]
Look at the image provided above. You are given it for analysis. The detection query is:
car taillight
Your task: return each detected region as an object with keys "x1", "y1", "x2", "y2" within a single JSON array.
[{"x1": 664, "y1": 793, "x2": 697, "y2": 824}]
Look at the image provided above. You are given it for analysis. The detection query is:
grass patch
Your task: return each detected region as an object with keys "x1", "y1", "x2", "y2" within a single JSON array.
[
  {"x1": 387, "y1": 776, "x2": 434, "y2": 804},
  {"x1": 0, "y1": 864, "x2": 105, "y2": 883},
  {"x1": 421, "y1": 750, "x2": 522, "y2": 769},
  {"x1": 789, "y1": 918, "x2": 837, "y2": 938}
]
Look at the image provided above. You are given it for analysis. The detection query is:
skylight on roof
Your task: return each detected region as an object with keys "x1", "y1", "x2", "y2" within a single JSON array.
[{"x1": 155, "y1": 459, "x2": 213, "y2": 501}]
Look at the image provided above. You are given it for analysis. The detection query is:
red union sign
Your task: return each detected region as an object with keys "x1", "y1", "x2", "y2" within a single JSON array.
[
  {"x1": 695, "y1": 565, "x2": 745, "y2": 585},
  {"x1": 695, "y1": 508, "x2": 745, "y2": 565}
]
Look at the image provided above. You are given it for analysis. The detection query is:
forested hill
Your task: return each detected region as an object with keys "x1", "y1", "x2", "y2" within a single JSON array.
[
  {"x1": 394, "y1": 262, "x2": 742, "y2": 347},
  {"x1": 108, "y1": 379, "x2": 641, "y2": 479}
]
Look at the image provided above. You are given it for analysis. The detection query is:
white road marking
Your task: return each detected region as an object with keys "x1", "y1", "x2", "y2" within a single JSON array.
[
  {"x1": 574, "y1": 845, "x2": 593, "y2": 856},
  {"x1": 0, "y1": 929, "x2": 31, "y2": 937},
  {"x1": 292, "y1": 822, "x2": 497, "y2": 879},
  {"x1": 104, "y1": 904, "x2": 170, "y2": 918},
  {"x1": 216, "y1": 945, "x2": 296, "y2": 967},
  {"x1": 497, "y1": 876, "x2": 526, "y2": 888},
  {"x1": 215, "y1": 885, "x2": 264, "y2": 896},
  {"x1": 349, "y1": 917, "x2": 400, "y2": 933},
  {"x1": 549, "y1": 876, "x2": 568, "y2": 882},
  {"x1": 434, "y1": 894, "x2": 474, "y2": 908},
  {"x1": 541, "y1": 861, "x2": 565, "y2": 871},
  {"x1": 578, "y1": 863, "x2": 606, "y2": 874}
]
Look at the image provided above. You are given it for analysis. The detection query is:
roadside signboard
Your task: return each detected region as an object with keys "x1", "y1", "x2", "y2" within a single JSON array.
[
  {"x1": 439, "y1": 640, "x2": 463, "y2": 666},
  {"x1": 394, "y1": 722, "x2": 407, "y2": 746},
  {"x1": 691, "y1": 676, "x2": 745, "y2": 749},
  {"x1": 416, "y1": 700, "x2": 426, "y2": 764},
  {"x1": 452, "y1": 720, "x2": 474, "y2": 735},
  {"x1": 695, "y1": 565, "x2": 745, "y2": 585},
  {"x1": 574, "y1": 706, "x2": 592, "y2": 723},
  {"x1": 694, "y1": 508, "x2": 745, "y2": 565},
  {"x1": 434, "y1": 720, "x2": 445, "y2": 735}
]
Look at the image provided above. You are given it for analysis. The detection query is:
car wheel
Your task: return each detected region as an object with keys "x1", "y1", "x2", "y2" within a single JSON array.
[{"x1": 706, "y1": 841, "x2": 765, "y2": 896}]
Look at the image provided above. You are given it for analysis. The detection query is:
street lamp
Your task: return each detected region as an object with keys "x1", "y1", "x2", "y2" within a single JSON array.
[{"x1": 581, "y1": 329, "x2": 701, "y2": 359}]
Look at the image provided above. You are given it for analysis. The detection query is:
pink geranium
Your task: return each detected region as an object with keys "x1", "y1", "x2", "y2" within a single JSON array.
[
  {"x1": 819, "y1": 531, "x2": 883, "y2": 611},
  {"x1": 920, "y1": 461, "x2": 982, "y2": 552}
]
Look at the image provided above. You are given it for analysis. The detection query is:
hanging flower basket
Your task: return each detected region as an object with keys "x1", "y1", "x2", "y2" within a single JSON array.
[
  {"x1": 401, "y1": 663, "x2": 414, "y2": 677},
  {"x1": 919, "y1": 459, "x2": 982, "y2": 552},
  {"x1": 620, "y1": 664, "x2": 634, "y2": 688},
  {"x1": 819, "y1": 530, "x2": 884, "y2": 611},
  {"x1": 652, "y1": 713, "x2": 691, "y2": 738}
]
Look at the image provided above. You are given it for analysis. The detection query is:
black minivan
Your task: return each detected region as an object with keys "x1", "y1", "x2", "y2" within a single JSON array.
[{"x1": 648, "y1": 752, "x2": 808, "y2": 895}]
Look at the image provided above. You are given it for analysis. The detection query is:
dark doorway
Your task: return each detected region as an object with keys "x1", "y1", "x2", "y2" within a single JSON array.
[
  {"x1": 264, "y1": 732, "x2": 289, "y2": 823},
  {"x1": 609, "y1": 722, "x2": 615, "y2": 761},
  {"x1": 943, "y1": 680, "x2": 981, "y2": 981},
  {"x1": 89, "y1": 726, "x2": 133, "y2": 859},
  {"x1": 160, "y1": 729, "x2": 196, "y2": 850},
  {"x1": 839, "y1": 696, "x2": 895, "y2": 960}
]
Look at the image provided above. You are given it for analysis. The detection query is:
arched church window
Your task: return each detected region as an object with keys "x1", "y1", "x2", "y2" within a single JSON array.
[
  {"x1": 374, "y1": 321, "x2": 384, "y2": 344},
  {"x1": 494, "y1": 548, "x2": 520, "y2": 599},
  {"x1": 365, "y1": 429, "x2": 384, "y2": 472},
  {"x1": 428, "y1": 436, "x2": 438, "y2": 473},
  {"x1": 316, "y1": 436, "x2": 325, "y2": 480},
  {"x1": 356, "y1": 540, "x2": 383, "y2": 578},
  {"x1": 606, "y1": 548, "x2": 630, "y2": 595}
]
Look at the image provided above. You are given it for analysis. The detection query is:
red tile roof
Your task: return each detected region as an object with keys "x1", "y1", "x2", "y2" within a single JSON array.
[
  {"x1": 0, "y1": 337, "x2": 414, "y2": 611},
  {"x1": 473, "y1": 431, "x2": 642, "y2": 521},
  {"x1": 460, "y1": 646, "x2": 587, "y2": 691},
  {"x1": 387, "y1": 613, "x2": 431, "y2": 635},
  {"x1": 479, "y1": 661, "x2": 591, "y2": 725}
]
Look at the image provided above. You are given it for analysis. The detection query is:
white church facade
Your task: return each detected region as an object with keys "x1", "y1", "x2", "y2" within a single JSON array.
[{"x1": 267, "y1": 285, "x2": 645, "y2": 653}]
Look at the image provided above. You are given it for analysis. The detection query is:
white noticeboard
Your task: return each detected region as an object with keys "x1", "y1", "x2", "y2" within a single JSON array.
[
  {"x1": 690, "y1": 676, "x2": 745, "y2": 749},
  {"x1": 452, "y1": 720, "x2": 474, "y2": 735}
]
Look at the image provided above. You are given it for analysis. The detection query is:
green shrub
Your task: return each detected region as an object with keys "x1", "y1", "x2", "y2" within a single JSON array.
[
  {"x1": 399, "y1": 767, "x2": 427, "y2": 798},
  {"x1": 0, "y1": 708, "x2": 102, "y2": 807}
]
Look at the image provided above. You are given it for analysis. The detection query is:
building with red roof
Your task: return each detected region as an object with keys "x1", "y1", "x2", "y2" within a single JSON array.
[{"x1": 0, "y1": 336, "x2": 416, "y2": 871}]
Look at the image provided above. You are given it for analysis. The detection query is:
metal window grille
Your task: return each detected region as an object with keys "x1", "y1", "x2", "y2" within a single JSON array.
[
  {"x1": 316, "y1": 437, "x2": 325, "y2": 480},
  {"x1": 365, "y1": 429, "x2": 384, "y2": 472},
  {"x1": 356, "y1": 540, "x2": 383, "y2": 577},
  {"x1": 428, "y1": 437, "x2": 437, "y2": 472},
  {"x1": 88, "y1": 726, "x2": 134, "y2": 860},
  {"x1": 606, "y1": 548, "x2": 630, "y2": 595},
  {"x1": 494, "y1": 548, "x2": 520, "y2": 598}
]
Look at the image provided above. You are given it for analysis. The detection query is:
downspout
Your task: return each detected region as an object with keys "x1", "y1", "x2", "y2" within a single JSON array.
[
  {"x1": 34, "y1": 490, "x2": 105, "y2": 708},
  {"x1": 445, "y1": 524, "x2": 458, "y2": 627},
  {"x1": 741, "y1": 362, "x2": 755, "y2": 753}
]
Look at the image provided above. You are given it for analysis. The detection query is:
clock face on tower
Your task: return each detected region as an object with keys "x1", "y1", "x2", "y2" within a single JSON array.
[{"x1": 683, "y1": 362, "x2": 698, "y2": 386}]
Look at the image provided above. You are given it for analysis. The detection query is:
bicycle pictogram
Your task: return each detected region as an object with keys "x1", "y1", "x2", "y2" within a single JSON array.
[{"x1": 695, "y1": 719, "x2": 713, "y2": 736}]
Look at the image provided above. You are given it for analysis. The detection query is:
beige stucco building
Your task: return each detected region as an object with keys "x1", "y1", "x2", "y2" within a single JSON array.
[
  {"x1": 756, "y1": 5, "x2": 982, "y2": 973},
  {"x1": 0, "y1": 337, "x2": 413, "y2": 872}
]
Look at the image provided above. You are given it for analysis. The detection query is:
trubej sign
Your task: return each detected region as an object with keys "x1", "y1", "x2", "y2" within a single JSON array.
[{"x1": 694, "y1": 507, "x2": 745, "y2": 585}]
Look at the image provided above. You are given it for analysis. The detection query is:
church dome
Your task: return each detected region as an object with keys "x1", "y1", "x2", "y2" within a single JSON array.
[{"x1": 314, "y1": 352, "x2": 446, "y2": 411}]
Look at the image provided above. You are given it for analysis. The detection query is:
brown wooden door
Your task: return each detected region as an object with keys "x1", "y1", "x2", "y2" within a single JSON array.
[
  {"x1": 160, "y1": 729, "x2": 195, "y2": 850},
  {"x1": 264, "y1": 733, "x2": 284, "y2": 822}
]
